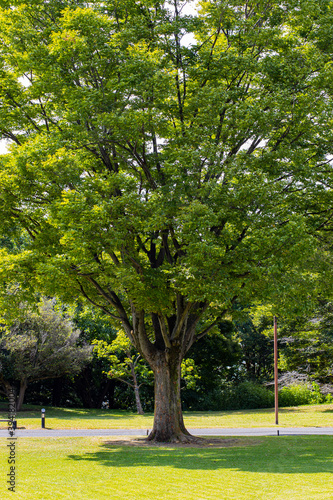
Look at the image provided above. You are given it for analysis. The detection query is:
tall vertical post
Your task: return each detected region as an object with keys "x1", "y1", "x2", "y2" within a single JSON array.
[{"x1": 274, "y1": 316, "x2": 279, "y2": 426}]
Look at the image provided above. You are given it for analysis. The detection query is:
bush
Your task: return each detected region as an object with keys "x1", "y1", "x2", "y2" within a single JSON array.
[
  {"x1": 182, "y1": 381, "x2": 333, "y2": 412},
  {"x1": 223, "y1": 382, "x2": 274, "y2": 410},
  {"x1": 278, "y1": 382, "x2": 333, "y2": 407},
  {"x1": 192, "y1": 382, "x2": 275, "y2": 411},
  {"x1": 279, "y1": 384, "x2": 313, "y2": 407}
]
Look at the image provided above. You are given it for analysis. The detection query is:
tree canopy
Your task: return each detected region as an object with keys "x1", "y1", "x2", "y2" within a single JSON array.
[{"x1": 0, "y1": 0, "x2": 333, "y2": 441}]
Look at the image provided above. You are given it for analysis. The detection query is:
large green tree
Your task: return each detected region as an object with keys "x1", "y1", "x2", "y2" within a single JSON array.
[{"x1": 0, "y1": 0, "x2": 333, "y2": 441}]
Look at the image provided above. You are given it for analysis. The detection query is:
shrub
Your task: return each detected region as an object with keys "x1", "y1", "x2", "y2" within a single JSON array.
[
  {"x1": 279, "y1": 384, "x2": 313, "y2": 407},
  {"x1": 225, "y1": 382, "x2": 274, "y2": 410},
  {"x1": 183, "y1": 381, "x2": 333, "y2": 412},
  {"x1": 200, "y1": 382, "x2": 275, "y2": 411},
  {"x1": 278, "y1": 382, "x2": 333, "y2": 407}
]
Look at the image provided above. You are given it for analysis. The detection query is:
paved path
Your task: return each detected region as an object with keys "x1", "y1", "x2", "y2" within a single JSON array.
[{"x1": 1, "y1": 427, "x2": 333, "y2": 437}]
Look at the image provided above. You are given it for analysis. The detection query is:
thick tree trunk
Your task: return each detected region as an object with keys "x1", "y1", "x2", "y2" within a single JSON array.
[
  {"x1": 147, "y1": 351, "x2": 194, "y2": 443},
  {"x1": 16, "y1": 378, "x2": 28, "y2": 412}
]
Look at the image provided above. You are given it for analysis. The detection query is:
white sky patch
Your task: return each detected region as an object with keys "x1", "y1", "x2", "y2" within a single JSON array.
[
  {"x1": 19, "y1": 75, "x2": 31, "y2": 87},
  {"x1": 0, "y1": 140, "x2": 9, "y2": 154},
  {"x1": 178, "y1": 0, "x2": 197, "y2": 15},
  {"x1": 181, "y1": 31, "x2": 196, "y2": 47}
]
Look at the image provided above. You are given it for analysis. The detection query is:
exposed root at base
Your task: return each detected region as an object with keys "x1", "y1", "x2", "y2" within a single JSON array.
[
  {"x1": 148, "y1": 435, "x2": 205, "y2": 445},
  {"x1": 146, "y1": 431, "x2": 202, "y2": 444}
]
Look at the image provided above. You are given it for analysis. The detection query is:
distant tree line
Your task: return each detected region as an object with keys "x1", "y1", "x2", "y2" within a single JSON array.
[{"x1": 2, "y1": 298, "x2": 333, "y2": 412}]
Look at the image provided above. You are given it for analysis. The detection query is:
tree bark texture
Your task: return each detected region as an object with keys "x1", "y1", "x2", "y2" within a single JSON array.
[
  {"x1": 147, "y1": 349, "x2": 193, "y2": 442},
  {"x1": 134, "y1": 383, "x2": 144, "y2": 415},
  {"x1": 131, "y1": 364, "x2": 144, "y2": 415}
]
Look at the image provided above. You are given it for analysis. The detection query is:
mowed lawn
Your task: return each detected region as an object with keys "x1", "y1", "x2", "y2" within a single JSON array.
[
  {"x1": 0, "y1": 403, "x2": 333, "y2": 430},
  {"x1": 1, "y1": 436, "x2": 333, "y2": 499}
]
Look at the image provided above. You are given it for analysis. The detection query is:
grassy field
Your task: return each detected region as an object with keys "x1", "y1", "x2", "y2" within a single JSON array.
[
  {"x1": 0, "y1": 403, "x2": 333, "y2": 430},
  {"x1": 1, "y1": 435, "x2": 333, "y2": 499}
]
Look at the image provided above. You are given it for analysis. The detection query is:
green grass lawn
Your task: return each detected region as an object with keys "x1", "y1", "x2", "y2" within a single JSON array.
[
  {"x1": 1, "y1": 435, "x2": 333, "y2": 499},
  {"x1": 0, "y1": 403, "x2": 333, "y2": 430}
]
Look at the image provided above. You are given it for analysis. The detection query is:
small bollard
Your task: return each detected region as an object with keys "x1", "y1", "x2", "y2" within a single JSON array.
[{"x1": 41, "y1": 408, "x2": 45, "y2": 429}]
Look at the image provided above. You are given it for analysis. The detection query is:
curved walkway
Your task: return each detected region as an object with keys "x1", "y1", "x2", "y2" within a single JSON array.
[{"x1": 1, "y1": 427, "x2": 333, "y2": 437}]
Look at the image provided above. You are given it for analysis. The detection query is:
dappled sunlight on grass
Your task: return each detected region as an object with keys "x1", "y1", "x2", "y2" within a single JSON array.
[
  {"x1": 67, "y1": 436, "x2": 333, "y2": 474},
  {"x1": 2, "y1": 436, "x2": 333, "y2": 499}
]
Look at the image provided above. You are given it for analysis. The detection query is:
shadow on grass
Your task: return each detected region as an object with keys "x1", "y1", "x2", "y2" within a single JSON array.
[
  {"x1": 41, "y1": 408, "x2": 150, "y2": 420},
  {"x1": 67, "y1": 436, "x2": 333, "y2": 474},
  {"x1": 0, "y1": 406, "x2": 152, "y2": 420}
]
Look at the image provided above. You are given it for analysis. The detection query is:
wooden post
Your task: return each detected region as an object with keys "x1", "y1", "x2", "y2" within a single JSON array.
[{"x1": 274, "y1": 316, "x2": 279, "y2": 426}]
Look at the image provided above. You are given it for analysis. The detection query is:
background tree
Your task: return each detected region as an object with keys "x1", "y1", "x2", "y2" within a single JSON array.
[
  {"x1": 94, "y1": 330, "x2": 153, "y2": 414},
  {"x1": 235, "y1": 316, "x2": 274, "y2": 383},
  {"x1": 14, "y1": 304, "x2": 119, "y2": 409},
  {"x1": 182, "y1": 320, "x2": 241, "y2": 409},
  {"x1": 273, "y1": 301, "x2": 333, "y2": 387},
  {"x1": 0, "y1": 299, "x2": 92, "y2": 410},
  {"x1": 71, "y1": 304, "x2": 118, "y2": 409},
  {"x1": 0, "y1": 0, "x2": 333, "y2": 440}
]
